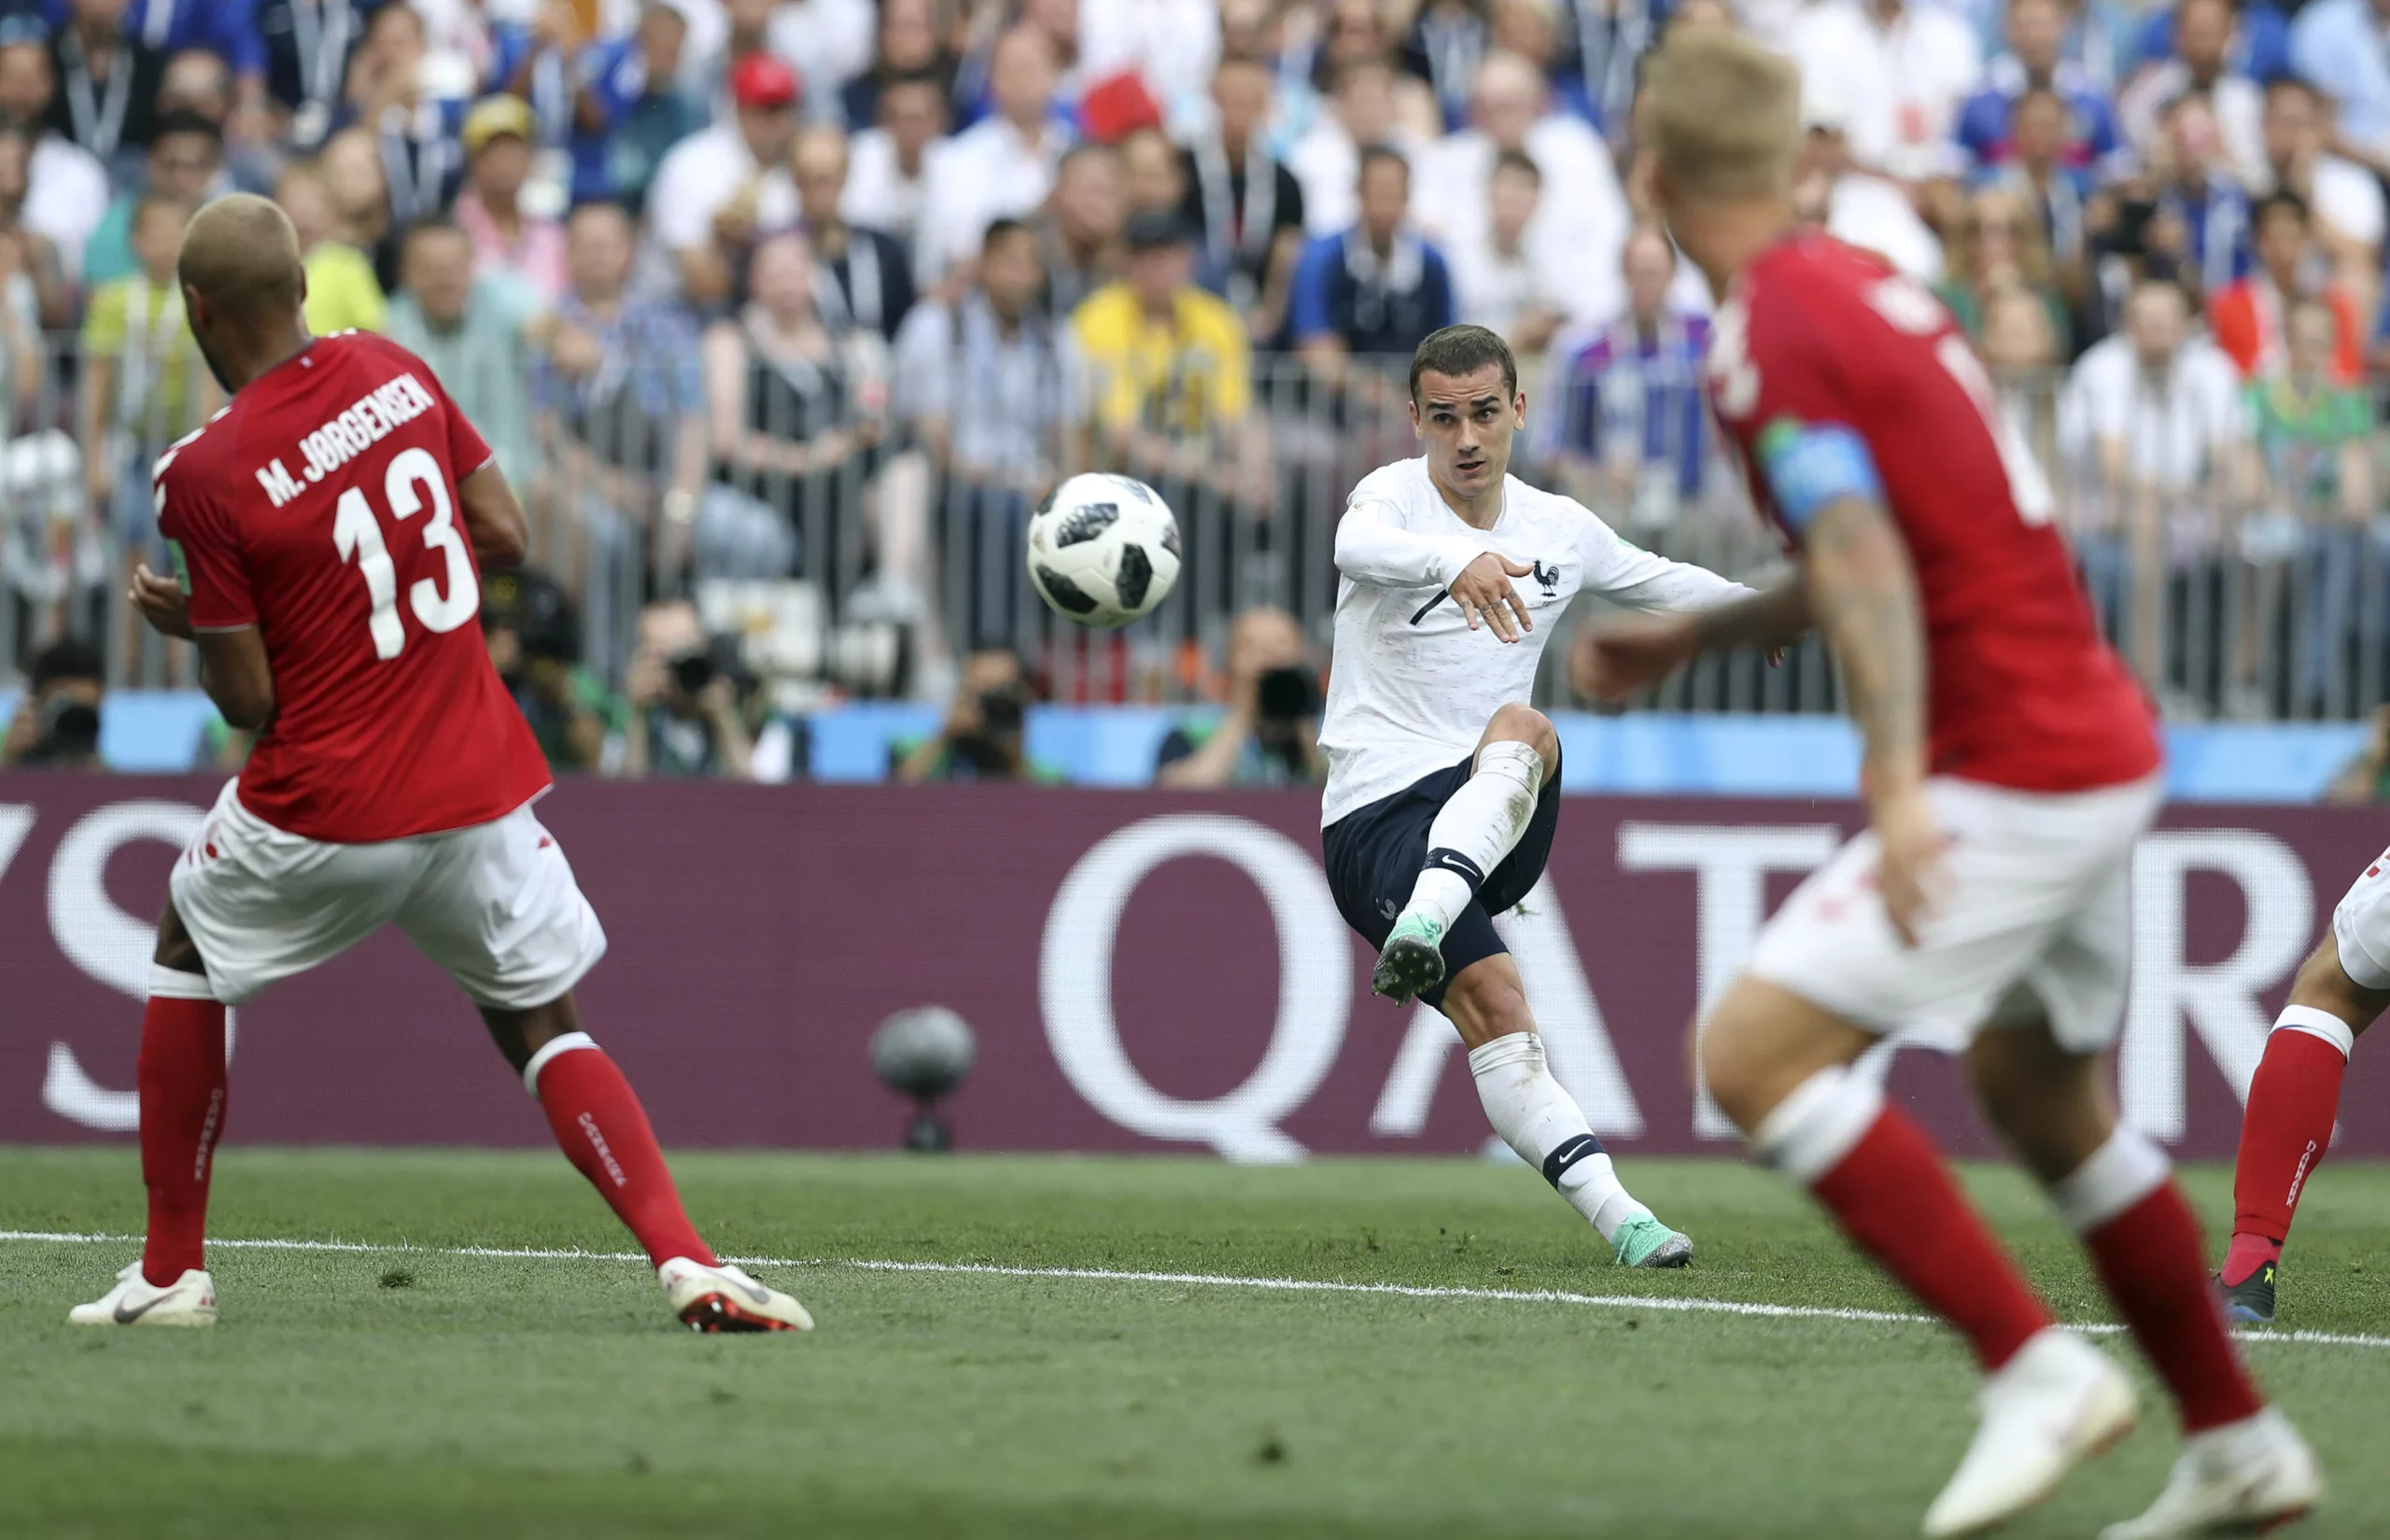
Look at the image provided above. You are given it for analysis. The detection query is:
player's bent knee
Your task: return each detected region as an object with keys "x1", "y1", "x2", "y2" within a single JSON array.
[
  {"x1": 1483, "y1": 703, "x2": 1556, "y2": 759},
  {"x1": 2291, "y1": 935, "x2": 2389, "y2": 1037},
  {"x1": 1698, "y1": 979, "x2": 1872, "y2": 1137}
]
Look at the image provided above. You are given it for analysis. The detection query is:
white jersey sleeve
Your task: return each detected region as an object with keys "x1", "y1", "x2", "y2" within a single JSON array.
[
  {"x1": 1575, "y1": 511, "x2": 1754, "y2": 612},
  {"x1": 1334, "y1": 495, "x2": 1494, "y2": 589}
]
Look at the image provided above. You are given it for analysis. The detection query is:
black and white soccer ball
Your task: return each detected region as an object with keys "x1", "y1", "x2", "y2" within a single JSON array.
[
  {"x1": 1025, "y1": 473, "x2": 1181, "y2": 628},
  {"x1": 868, "y1": 1006, "x2": 976, "y2": 1100}
]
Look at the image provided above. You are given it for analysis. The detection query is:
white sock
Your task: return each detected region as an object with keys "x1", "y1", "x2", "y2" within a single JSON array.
[
  {"x1": 1404, "y1": 741, "x2": 1545, "y2": 931},
  {"x1": 1468, "y1": 1033, "x2": 1651, "y2": 1242}
]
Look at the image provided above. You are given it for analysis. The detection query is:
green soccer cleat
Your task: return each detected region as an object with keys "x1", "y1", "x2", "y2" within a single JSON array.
[
  {"x1": 1612, "y1": 1215, "x2": 1694, "y2": 1268},
  {"x1": 2220, "y1": 1260, "x2": 2277, "y2": 1326},
  {"x1": 1371, "y1": 913, "x2": 1448, "y2": 1003}
]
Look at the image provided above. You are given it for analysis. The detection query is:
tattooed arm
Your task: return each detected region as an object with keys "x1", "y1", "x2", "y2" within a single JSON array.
[{"x1": 1803, "y1": 493, "x2": 1941, "y2": 945}]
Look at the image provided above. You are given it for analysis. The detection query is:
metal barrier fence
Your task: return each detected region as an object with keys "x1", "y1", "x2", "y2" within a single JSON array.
[{"x1": 4, "y1": 330, "x2": 2387, "y2": 721}]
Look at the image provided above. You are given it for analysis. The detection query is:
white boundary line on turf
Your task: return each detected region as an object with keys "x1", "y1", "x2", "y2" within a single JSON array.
[{"x1": 5, "y1": 1228, "x2": 2381, "y2": 1351}]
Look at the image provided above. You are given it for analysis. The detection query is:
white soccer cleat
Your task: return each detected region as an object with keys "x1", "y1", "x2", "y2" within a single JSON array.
[
  {"x1": 2099, "y1": 1407, "x2": 2321, "y2": 1540},
  {"x1": 67, "y1": 1260, "x2": 218, "y2": 1327},
  {"x1": 658, "y1": 1257, "x2": 814, "y2": 1334},
  {"x1": 1921, "y1": 1327, "x2": 2138, "y2": 1537}
]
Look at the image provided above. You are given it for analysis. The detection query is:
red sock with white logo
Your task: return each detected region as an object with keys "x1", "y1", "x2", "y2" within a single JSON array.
[
  {"x1": 2056, "y1": 1127, "x2": 2264, "y2": 1432},
  {"x1": 1754, "y1": 1068, "x2": 2052, "y2": 1371},
  {"x1": 138, "y1": 969, "x2": 228, "y2": 1287},
  {"x1": 2228, "y1": 1010, "x2": 2354, "y2": 1281},
  {"x1": 525, "y1": 1033, "x2": 714, "y2": 1268}
]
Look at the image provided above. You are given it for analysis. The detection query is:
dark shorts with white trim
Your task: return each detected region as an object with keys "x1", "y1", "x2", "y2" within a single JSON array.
[{"x1": 1321, "y1": 747, "x2": 1563, "y2": 1010}]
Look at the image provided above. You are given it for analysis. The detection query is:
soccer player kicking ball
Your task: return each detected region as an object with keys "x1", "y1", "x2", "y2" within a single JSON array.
[
  {"x1": 1575, "y1": 33, "x2": 2318, "y2": 1538},
  {"x1": 1320, "y1": 322, "x2": 1755, "y2": 1269},
  {"x1": 2219, "y1": 852, "x2": 2390, "y2": 1324},
  {"x1": 67, "y1": 195, "x2": 810, "y2": 1336}
]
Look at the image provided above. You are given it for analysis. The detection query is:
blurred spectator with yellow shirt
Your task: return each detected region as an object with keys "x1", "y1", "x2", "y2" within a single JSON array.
[
  {"x1": 78, "y1": 192, "x2": 218, "y2": 679},
  {"x1": 1072, "y1": 210, "x2": 1268, "y2": 506},
  {"x1": 276, "y1": 159, "x2": 387, "y2": 336}
]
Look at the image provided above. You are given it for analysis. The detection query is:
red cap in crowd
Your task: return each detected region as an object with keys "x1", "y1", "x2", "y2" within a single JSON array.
[{"x1": 729, "y1": 53, "x2": 802, "y2": 111}]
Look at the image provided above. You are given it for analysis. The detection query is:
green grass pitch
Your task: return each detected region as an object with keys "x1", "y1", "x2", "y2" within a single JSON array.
[{"x1": 2, "y1": 1149, "x2": 2386, "y2": 1539}]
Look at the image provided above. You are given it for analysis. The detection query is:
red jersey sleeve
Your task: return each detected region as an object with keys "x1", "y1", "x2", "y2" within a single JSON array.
[
  {"x1": 1712, "y1": 287, "x2": 1885, "y2": 543},
  {"x1": 155, "y1": 448, "x2": 259, "y2": 632}
]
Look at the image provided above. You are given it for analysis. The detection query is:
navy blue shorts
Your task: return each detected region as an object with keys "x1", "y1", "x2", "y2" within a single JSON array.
[{"x1": 1322, "y1": 748, "x2": 1563, "y2": 1010}]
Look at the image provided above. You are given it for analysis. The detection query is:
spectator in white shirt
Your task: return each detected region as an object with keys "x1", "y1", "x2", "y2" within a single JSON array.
[
  {"x1": 1790, "y1": 0, "x2": 1982, "y2": 185},
  {"x1": 1079, "y1": 0, "x2": 1221, "y2": 131},
  {"x1": 2118, "y1": 0, "x2": 2265, "y2": 189},
  {"x1": 1289, "y1": 54, "x2": 1422, "y2": 239},
  {"x1": 1410, "y1": 50, "x2": 1629, "y2": 317},
  {"x1": 1448, "y1": 147, "x2": 1567, "y2": 351},
  {"x1": 1793, "y1": 85, "x2": 1946, "y2": 282},
  {"x1": 764, "y1": 0, "x2": 877, "y2": 120},
  {"x1": 919, "y1": 25, "x2": 1072, "y2": 287},
  {"x1": 649, "y1": 51, "x2": 801, "y2": 310},
  {"x1": 844, "y1": 72, "x2": 949, "y2": 272},
  {"x1": 2060, "y1": 276, "x2": 2255, "y2": 686},
  {"x1": 0, "y1": 30, "x2": 106, "y2": 280}
]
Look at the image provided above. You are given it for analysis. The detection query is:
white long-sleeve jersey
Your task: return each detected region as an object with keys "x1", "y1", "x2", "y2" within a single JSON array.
[{"x1": 1320, "y1": 456, "x2": 1752, "y2": 826}]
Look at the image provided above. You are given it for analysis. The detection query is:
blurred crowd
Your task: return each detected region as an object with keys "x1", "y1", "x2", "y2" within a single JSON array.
[{"x1": 2, "y1": 0, "x2": 2390, "y2": 754}]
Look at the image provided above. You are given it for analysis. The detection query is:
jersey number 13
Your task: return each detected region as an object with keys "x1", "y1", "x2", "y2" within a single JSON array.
[{"x1": 331, "y1": 446, "x2": 480, "y2": 660}]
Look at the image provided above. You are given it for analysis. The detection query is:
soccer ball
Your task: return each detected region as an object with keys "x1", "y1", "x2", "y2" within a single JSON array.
[
  {"x1": 868, "y1": 1006, "x2": 976, "y2": 1099},
  {"x1": 1025, "y1": 473, "x2": 1181, "y2": 628}
]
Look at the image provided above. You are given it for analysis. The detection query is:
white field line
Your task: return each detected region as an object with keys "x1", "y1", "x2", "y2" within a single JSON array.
[{"x1": 3, "y1": 1227, "x2": 2382, "y2": 1351}]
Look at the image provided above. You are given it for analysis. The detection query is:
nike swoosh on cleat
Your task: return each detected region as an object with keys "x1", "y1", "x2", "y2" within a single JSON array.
[
  {"x1": 112, "y1": 1295, "x2": 168, "y2": 1323},
  {"x1": 719, "y1": 1274, "x2": 772, "y2": 1307}
]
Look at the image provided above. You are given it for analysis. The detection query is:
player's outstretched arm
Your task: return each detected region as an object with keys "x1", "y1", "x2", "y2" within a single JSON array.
[
  {"x1": 1578, "y1": 515, "x2": 1755, "y2": 615},
  {"x1": 1333, "y1": 498, "x2": 1494, "y2": 591},
  {"x1": 1570, "y1": 579, "x2": 1812, "y2": 703},
  {"x1": 1803, "y1": 494, "x2": 1941, "y2": 945},
  {"x1": 456, "y1": 462, "x2": 530, "y2": 570}
]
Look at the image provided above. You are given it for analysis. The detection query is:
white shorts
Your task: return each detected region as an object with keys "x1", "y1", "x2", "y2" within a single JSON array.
[
  {"x1": 169, "y1": 780, "x2": 608, "y2": 1009},
  {"x1": 2330, "y1": 847, "x2": 2390, "y2": 990},
  {"x1": 1744, "y1": 774, "x2": 2163, "y2": 1055}
]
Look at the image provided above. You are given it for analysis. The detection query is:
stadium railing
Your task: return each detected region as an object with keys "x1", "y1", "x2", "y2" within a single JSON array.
[{"x1": 6, "y1": 339, "x2": 2386, "y2": 724}]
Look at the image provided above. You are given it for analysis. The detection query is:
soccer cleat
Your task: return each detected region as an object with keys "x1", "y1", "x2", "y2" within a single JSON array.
[
  {"x1": 67, "y1": 1261, "x2": 218, "y2": 1327},
  {"x1": 1921, "y1": 1327, "x2": 2139, "y2": 1537},
  {"x1": 1611, "y1": 1215, "x2": 1694, "y2": 1268},
  {"x1": 1371, "y1": 913, "x2": 1447, "y2": 1003},
  {"x1": 2099, "y1": 1407, "x2": 2321, "y2": 1540},
  {"x1": 658, "y1": 1257, "x2": 814, "y2": 1334},
  {"x1": 2219, "y1": 1260, "x2": 2277, "y2": 1326}
]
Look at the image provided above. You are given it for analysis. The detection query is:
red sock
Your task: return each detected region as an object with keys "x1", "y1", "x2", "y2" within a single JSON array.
[
  {"x1": 529, "y1": 1038, "x2": 714, "y2": 1269},
  {"x1": 137, "y1": 976, "x2": 228, "y2": 1288},
  {"x1": 1786, "y1": 1090, "x2": 2053, "y2": 1372},
  {"x1": 2084, "y1": 1183, "x2": 2264, "y2": 1433},
  {"x1": 2230, "y1": 1019, "x2": 2350, "y2": 1270}
]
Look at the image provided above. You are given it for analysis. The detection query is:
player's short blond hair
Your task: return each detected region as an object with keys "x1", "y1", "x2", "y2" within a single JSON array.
[
  {"x1": 178, "y1": 192, "x2": 306, "y2": 323},
  {"x1": 1642, "y1": 29, "x2": 1802, "y2": 202}
]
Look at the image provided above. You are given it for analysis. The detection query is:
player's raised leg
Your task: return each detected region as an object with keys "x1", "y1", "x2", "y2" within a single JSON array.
[
  {"x1": 1704, "y1": 982, "x2": 2132, "y2": 1536},
  {"x1": 1440, "y1": 953, "x2": 1690, "y2": 1267},
  {"x1": 481, "y1": 995, "x2": 812, "y2": 1334},
  {"x1": 1373, "y1": 703, "x2": 1554, "y2": 1004},
  {"x1": 1967, "y1": 1018, "x2": 2318, "y2": 1539},
  {"x1": 2223, "y1": 925, "x2": 2389, "y2": 1324},
  {"x1": 69, "y1": 903, "x2": 225, "y2": 1327}
]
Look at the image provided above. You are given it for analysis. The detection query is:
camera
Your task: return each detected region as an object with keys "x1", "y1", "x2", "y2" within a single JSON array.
[
  {"x1": 670, "y1": 648, "x2": 716, "y2": 696},
  {"x1": 22, "y1": 693, "x2": 101, "y2": 766},
  {"x1": 976, "y1": 686, "x2": 1025, "y2": 736},
  {"x1": 1256, "y1": 665, "x2": 1319, "y2": 723}
]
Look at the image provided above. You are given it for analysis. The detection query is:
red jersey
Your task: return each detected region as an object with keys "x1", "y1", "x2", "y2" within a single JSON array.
[
  {"x1": 1706, "y1": 235, "x2": 2159, "y2": 793},
  {"x1": 155, "y1": 331, "x2": 550, "y2": 842}
]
